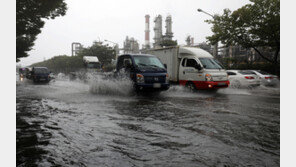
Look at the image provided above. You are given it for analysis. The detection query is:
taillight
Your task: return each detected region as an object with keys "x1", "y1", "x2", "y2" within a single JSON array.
[
  {"x1": 245, "y1": 76, "x2": 254, "y2": 79},
  {"x1": 265, "y1": 77, "x2": 273, "y2": 79}
]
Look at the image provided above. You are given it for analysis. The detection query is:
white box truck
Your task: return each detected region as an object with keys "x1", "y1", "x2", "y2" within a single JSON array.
[
  {"x1": 143, "y1": 46, "x2": 229, "y2": 90},
  {"x1": 69, "y1": 56, "x2": 101, "y2": 81}
]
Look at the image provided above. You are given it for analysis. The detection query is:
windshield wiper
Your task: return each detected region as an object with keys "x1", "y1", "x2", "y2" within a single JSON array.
[
  {"x1": 138, "y1": 63, "x2": 147, "y2": 66},
  {"x1": 148, "y1": 64, "x2": 161, "y2": 68}
]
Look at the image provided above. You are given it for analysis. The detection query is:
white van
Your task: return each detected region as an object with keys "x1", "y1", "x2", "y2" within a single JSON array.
[{"x1": 143, "y1": 46, "x2": 229, "y2": 90}]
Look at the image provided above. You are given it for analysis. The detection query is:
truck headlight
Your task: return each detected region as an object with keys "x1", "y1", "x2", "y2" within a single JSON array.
[
  {"x1": 136, "y1": 74, "x2": 144, "y2": 83},
  {"x1": 205, "y1": 74, "x2": 213, "y2": 81},
  {"x1": 165, "y1": 73, "x2": 169, "y2": 83}
]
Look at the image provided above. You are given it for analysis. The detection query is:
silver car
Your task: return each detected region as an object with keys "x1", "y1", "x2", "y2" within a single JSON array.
[
  {"x1": 251, "y1": 70, "x2": 279, "y2": 86},
  {"x1": 227, "y1": 70, "x2": 261, "y2": 88}
]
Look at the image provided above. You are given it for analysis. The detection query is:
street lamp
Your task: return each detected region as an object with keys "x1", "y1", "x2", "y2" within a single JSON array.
[
  {"x1": 197, "y1": 8, "x2": 214, "y2": 18},
  {"x1": 197, "y1": 8, "x2": 218, "y2": 57},
  {"x1": 104, "y1": 39, "x2": 117, "y2": 45}
]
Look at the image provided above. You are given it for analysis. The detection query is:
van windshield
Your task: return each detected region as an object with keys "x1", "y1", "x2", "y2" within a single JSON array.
[
  {"x1": 133, "y1": 56, "x2": 165, "y2": 69},
  {"x1": 87, "y1": 63, "x2": 100, "y2": 68},
  {"x1": 199, "y1": 58, "x2": 223, "y2": 69}
]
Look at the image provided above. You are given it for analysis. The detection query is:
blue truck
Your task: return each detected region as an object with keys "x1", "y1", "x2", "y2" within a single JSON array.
[{"x1": 114, "y1": 54, "x2": 170, "y2": 92}]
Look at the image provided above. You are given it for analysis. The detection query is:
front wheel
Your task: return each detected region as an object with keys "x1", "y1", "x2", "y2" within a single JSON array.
[{"x1": 185, "y1": 82, "x2": 196, "y2": 92}]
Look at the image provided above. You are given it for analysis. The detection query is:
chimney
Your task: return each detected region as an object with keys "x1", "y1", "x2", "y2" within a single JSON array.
[{"x1": 145, "y1": 15, "x2": 150, "y2": 48}]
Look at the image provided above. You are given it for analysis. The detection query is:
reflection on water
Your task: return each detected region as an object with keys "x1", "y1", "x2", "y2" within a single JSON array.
[{"x1": 16, "y1": 75, "x2": 280, "y2": 166}]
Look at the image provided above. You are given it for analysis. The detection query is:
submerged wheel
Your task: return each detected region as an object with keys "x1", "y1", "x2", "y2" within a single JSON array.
[{"x1": 185, "y1": 82, "x2": 196, "y2": 92}]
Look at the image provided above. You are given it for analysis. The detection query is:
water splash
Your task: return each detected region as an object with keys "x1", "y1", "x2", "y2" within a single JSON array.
[
  {"x1": 88, "y1": 74, "x2": 134, "y2": 96},
  {"x1": 161, "y1": 85, "x2": 215, "y2": 98},
  {"x1": 217, "y1": 88, "x2": 252, "y2": 95}
]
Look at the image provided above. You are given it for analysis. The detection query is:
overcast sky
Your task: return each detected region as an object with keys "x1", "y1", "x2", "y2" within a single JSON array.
[{"x1": 17, "y1": 0, "x2": 250, "y2": 66}]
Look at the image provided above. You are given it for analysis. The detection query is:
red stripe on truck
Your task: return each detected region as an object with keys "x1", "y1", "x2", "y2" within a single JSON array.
[{"x1": 180, "y1": 80, "x2": 230, "y2": 89}]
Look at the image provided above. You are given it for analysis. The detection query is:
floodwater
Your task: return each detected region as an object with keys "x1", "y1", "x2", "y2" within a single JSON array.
[{"x1": 16, "y1": 75, "x2": 280, "y2": 167}]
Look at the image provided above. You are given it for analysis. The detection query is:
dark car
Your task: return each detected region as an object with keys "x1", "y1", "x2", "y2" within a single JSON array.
[
  {"x1": 115, "y1": 54, "x2": 170, "y2": 92},
  {"x1": 30, "y1": 67, "x2": 51, "y2": 83}
]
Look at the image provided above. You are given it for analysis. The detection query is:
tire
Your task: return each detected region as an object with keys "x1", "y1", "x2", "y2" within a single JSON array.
[{"x1": 185, "y1": 82, "x2": 196, "y2": 92}]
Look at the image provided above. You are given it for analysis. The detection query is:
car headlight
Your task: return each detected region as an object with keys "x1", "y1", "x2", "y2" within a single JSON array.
[
  {"x1": 136, "y1": 74, "x2": 144, "y2": 83},
  {"x1": 165, "y1": 73, "x2": 169, "y2": 83},
  {"x1": 205, "y1": 74, "x2": 213, "y2": 81}
]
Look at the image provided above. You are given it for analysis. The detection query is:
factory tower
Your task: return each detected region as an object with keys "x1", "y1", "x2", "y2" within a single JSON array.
[{"x1": 144, "y1": 15, "x2": 150, "y2": 49}]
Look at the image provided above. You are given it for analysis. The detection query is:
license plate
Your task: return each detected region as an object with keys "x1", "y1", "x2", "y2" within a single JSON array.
[
  {"x1": 153, "y1": 83, "x2": 161, "y2": 88},
  {"x1": 40, "y1": 78, "x2": 46, "y2": 81},
  {"x1": 217, "y1": 82, "x2": 226, "y2": 86}
]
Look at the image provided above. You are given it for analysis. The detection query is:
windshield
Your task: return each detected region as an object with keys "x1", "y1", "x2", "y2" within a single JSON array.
[
  {"x1": 257, "y1": 70, "x2": 270, "y2": 75},
  {"x1": 34, "y1": 68, "x2": 49, "y2": 74},
  {"x1": 133, "y1": 56, "x2": 165, "y2": 69},
  {"x1": 239, "y1": 71, "x2": 257, "y2": 75},
  {"x1": 87, "y1": 63, "x2": 100, "y2": 68},
  {"x1": 199, "y1": 58, "x2": 223, "y2": 69}
]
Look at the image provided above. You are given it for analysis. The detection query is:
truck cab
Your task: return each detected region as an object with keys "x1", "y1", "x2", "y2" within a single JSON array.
[
  {"x1": 144, "y1": 46, "x2": 229, "y2": 90},
  {"x1": 83, "y1": 56, "x2": 101, "y2": 72},
  {"x1": 178, "y1": 47, "x2": 229, "y2": 89},
  {"x1": 69, "y1": 56, "x2": 101, "y2": 81},
  {"x1": 115, "y1": 54, "x2": 170, "y2": 91}
]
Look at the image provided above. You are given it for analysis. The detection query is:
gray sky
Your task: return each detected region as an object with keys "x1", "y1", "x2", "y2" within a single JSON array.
[{"x1": 18, "y1": 0, "x2": 250, "y2": 66}]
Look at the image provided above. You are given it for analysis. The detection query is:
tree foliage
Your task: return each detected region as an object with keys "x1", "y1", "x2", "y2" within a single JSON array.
[
  {"x1": 77, "y1": 41, "x2": 116, "y2": 65},
  {"x1": 160, "y1": 40, "x2": 178, "y2": 47},
  {"x1": 16, "y1": 0, "x2": 67, "y2": 61},
  {"x1": 30, "y1": 42, "x2": 115, "y2": 73},
  {"x1": 31, "y1": 55, "x2": 84, "y2": 74},
  {"x1": 205, "y1": 0, "x2": 280, "y2": 65}
]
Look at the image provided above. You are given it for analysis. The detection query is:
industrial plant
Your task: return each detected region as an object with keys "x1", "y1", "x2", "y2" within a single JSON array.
[
  {"x1": 123, "y1": 36, "x2": 139, "y2": 54},
  {"x1": 121, "y1": 14, "x2": 175, "y2": 53},
  {"x1": 144, "y1": 14, "x2": 175, "y2": 49}
]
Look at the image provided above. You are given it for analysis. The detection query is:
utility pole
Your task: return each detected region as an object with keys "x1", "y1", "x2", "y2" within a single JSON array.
[{"x1": 197, "y1": 9, "x2": 218, "y2": 58}]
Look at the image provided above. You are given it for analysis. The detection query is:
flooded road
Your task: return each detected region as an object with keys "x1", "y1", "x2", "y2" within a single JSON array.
[{"x1": 16, "y1": 76, "x2": 280, "y2": 167}]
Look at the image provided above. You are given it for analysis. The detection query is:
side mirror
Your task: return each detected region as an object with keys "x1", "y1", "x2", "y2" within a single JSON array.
[
  {"x1": 124, "y1": 60, "x2": 132, "y2": 69},
  {"x1": 195, "y1": 64, "x2": 203, "y2": 71},
  {"x1": 164, "y1": 64, "x2": 167, "y2": 69},
  {"x1": 126, "y1": 63, "x2": 132, "y2": 69}
]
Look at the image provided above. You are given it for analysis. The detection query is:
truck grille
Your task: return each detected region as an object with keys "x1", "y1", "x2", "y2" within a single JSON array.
[
  {"x1": 212, "y1": 76, "x2": 228, "y2": 81},
  {"x1": 144, "y1": 76, "x2": 165, "y2": 83}
]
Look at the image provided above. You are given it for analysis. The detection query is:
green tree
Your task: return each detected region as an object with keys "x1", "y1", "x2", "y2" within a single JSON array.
[
  {"x1": 77, "y1": 41, "x2": 116, "y2": 65},
  {"x1": 160, "y1": 40, "x2": 178, "y2": 47},
  {"x1": 205, "y1": 0, "x2": 280, "y2": 66},
  {"x1": 17, "y1": 0, "x2": 67, "y2": 62},
  {"x1": 31, "y1": 55, "x2": 84, "y2": 73}
]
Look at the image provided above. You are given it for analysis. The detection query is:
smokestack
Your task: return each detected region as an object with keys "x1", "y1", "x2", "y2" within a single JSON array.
[
  {"x1": 165, "y1": 15, "x2": 173, "y2": 40},
  {"x1": 191, "y1": 37, "x2": 194, "y2": 46},
  {"x1": 145, "y1": 15, "x2": 150, "y2": 48}
]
